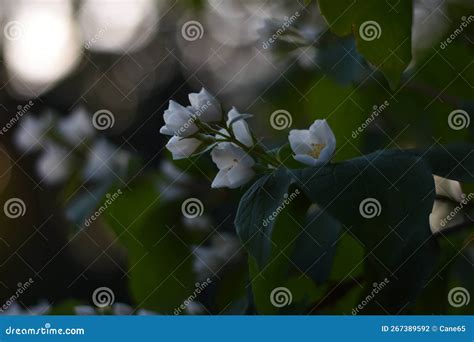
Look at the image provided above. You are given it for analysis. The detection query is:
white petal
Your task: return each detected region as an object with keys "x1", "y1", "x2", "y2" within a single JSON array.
[
  {"x1": 74, "y1": 305, "x2": 96, "y2": 315},
  {"x1": 211, "y1": 143, "x2": 255, "y2": 169},
  {"x1": 166, "y1": 136, "x2": 202, "y2": 160},
  {"x1": 188, "y1": 88, "x2": 221, "y2": 122},
  {"x1": 211, "y1": 143, "x2": 237, "y2": 169},
  {"x1": 36, "y1": 143, "x2": 72, "y2": 184},
  {"x1": 57, "y1": 107, "x2": 94, "y2": 144},
  {"x1": 163, "y1": 101, "x2": 198, "y2": 137},
  {"x1": 226, "y1": 163, "x2": 255, "y2": 188},
  {"x1": 82, "y1": 139, "x2": 129, "y2": 181},
  {"x1": 227, "y1": 108, "x2": 253, "y2": 147},
  {"x1": 294, "y1": 154, "x2": 318, "y2": 166},
  {"x1": 159, "y1": 125, "x2": 174, "y2": 136},
  {"x1": 309, "y1": 119, "x2": 336, "y2": 146},
  {"x1": 288, "y1": 129, "x2": 313, "y2": 155},
  {"x1": 112, "y1": 303, "x2": 134, "y2": 315},
  {"x1": 28, "y1": 300, "x2": 50, "y2": 315},
  {"x1": 434, "y1": 176, "x2": 464, "y2": 202},
  {"x1": 13, "y1": 112, "x2": 53, "y2": 152},
  {"x1": 211, "y1": 169, "x2": 230, "y2": 188},
  {"x1": 317, "y1": 143, "x2": 335, "y2": 164},
  {"x1": 3, "y1": 303, "x2": 23, "y2": 315},
  {"x1": 137, "y1": 309, "x2": 157, "y2": 315},
  {"x1": 185, "y1": 301, "x2": 205, "y2": 315}
]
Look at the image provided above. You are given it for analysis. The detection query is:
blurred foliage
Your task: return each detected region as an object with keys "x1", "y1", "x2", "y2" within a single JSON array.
[{"x1": 0, "y1": 0, "x2": 472, "y2": 316}]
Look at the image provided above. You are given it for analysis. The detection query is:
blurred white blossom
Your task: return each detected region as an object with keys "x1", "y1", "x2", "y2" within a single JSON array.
[{"x1": 192, "y1": 233, "x2": 241, "y2": 279}]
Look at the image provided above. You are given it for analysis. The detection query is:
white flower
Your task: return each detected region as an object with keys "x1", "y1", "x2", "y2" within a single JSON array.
[
  {"x1": 185, "y1": 301, "x2": 206, "y2": 315},
  {"x1": 83, "y1": 139, "x2": 129, "y2": 181},
  {"x1": 13, "y1": 112, "x2": 53, "y2": 152},
  {"x1": 192, "y1": 233, "x2": 241, "y2": 279},
  {"x1": 166, "y1": 136, "x2": 202, "y2": 160},
  {"x1": 75, "y1": 303, "x2": 156, "y2": 315},
  {"x1": 226, "y1": 107, "x2": 253, "y2": 147},
  {"x1": 160, "y1": 101, "x2": 198, "y2": 137},
  {"x1": 433, "y1": 175, "x2": 464, "y2": 203},
  {"x1": 289, "y1": 119, "x2": 336, "y2": 166},
  {"x1": 36, "y1": 143, "x2": 72, "y2": 184},
  {"x1": 1, "y1": 300, "x2": 50, "y2": 315},
  {"x1": 57, "y1": 107, "x2": 95, "y2": 144},
  {"x1": 210, "y1": 143, "x2": 255, "y2": 189},
  {"x1": 188, "y1": 88, "x2": 221, "y2": 122}
]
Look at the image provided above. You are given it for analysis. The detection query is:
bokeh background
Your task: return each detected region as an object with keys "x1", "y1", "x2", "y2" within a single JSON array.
[{"x1": 0, "y1": 0, "x2": 473, "y2": 315}]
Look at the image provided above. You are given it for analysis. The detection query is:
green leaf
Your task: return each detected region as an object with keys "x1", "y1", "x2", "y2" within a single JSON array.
[
  {"x1": 410, "y1": 143, "x2": 474, "y2": 183},
  {"x1": 291, "y1": 206, "x2": 342, "y2": 284},
  {"x1": 244, "y1": 182, "x2": 312, "y2": 313},
  {"x1": 318, "y1": 0, "x2": 412, "y2": 88},
  {"x1": 294, "y1": 150, "x2": 439, "y2": 312},
  {"x1": 105, "y1": 175, "x2": 193, "y2": 313},
  {"x1": 234, "y1": 169, "x2": 293, "y2": 268}
]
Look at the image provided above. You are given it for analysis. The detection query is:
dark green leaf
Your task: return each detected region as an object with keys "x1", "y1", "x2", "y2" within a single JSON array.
[
  {"x1": 318, "y1": 0, "x2": 412, "y2": 88},
  {"x1": 291, "y1": 206, "x2": 342, "y2": 284},
  {"x1": 410, "y1": 143, "x2": 474, "y2": 183},
  {"x1": 294, "y1": 150, "x2": 439, "y2": 312},
  {"x1": 234, "y1": 169, "x2": 293, "y2": 268},
  {"x1": 105, "y1": 175, "x2": 193, "y2": 313}
]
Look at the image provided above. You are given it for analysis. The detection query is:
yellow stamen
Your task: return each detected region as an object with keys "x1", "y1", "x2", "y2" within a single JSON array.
[{"x1": 309, "y1": 143, "x2": 326, "y2": 158}]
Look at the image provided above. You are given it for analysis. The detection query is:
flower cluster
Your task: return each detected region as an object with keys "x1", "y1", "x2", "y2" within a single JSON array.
[
  {"x1": 13, "y1": 108, "x2": 129, "y2": 185},
  {"x1": 160, "y1": 88, "x2": 336, "y2": 189}
]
